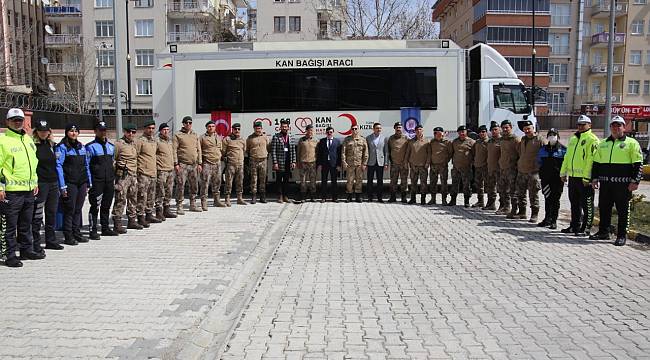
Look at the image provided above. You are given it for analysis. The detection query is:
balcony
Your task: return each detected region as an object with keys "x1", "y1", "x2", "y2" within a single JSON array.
[
  {"x1": 167, "y1": 0, "x2": 214, "y2": 17},
  {"x1": 167, "y1": 31, "x2": 212, "y2": 43},
  {"x1": 44, "y1": 6, "x2": 82, "y2": 16},
  {"x1": 592, "y1": 2, "x2": 628, "y2": 18},
  {"x1": 46, "y1": 63, "x2": 82, "y2": 75},
  {"x1": 44, "y1": 34, "x2": 82, "y2": 47},
  {"x1": 591, "y1": 32, "x2": 625, "y2": 47},
  {"x1": 587, "y1": 93, "x2": 622, "y2": 104},
  {"x1": 590, "y1": 63, "x2": 624, "y2": 75}
]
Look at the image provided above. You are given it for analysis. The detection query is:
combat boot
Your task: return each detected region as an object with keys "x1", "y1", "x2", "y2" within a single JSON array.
[
  {"x1": 310, "y1": 192, "x2": 316, "y2": 202},
  {"x1": 441, "y1": 194, "x2": 448, "y2": 206},
  {"x1": 388, "y1": 193, "x2": 397, "y2": 203},
  {"x1": 472, "y1": 195, "x2": 485, "y2": 208},
  {"x1": 294, "y1": 192, "x2": 304, "y2": 204},
  {"x1": 156, "y1": 208, "x2": 166, "y2": 222},
  {"x1": 346, "y1": 194, "x2": 353, "y2": 203},
  {"x1": 213, "y1": 194, "x2": 226, "y2": 207},
  {"x1": 259, "y1": 193, "x2": 267, "y2": 203},
  {"x1": 496, "y1": 202, "x2": 509, "y2": 215},
  {"x1": 355, "y1": 193, "x2": 362, "y2": 203},
  {"x1": 189, "y1": 200, "x2": 202, "y2": 212},
  {"x1": 127, "y1": 217, "x2": 143, "y2": 230},
  {"x1": 225, "y1": 195, "x2": 232, "y2": 207},
  {"x1": 464, "y1": 196, "x2": 470, "y2": 208},
  {"x1": 506, "y1": 204, "x2": 518, "y2": 219},
  {"x1": 176, "y1": 203, "x2": 185, "y2": 215},
  {"x1": 516, "y1": 207, "x2": 527, "y2": 220},
  {"x1": 408, "y1": 193, "x2": 416, "y2": 204},
  {"x1": 401, "y1": 192, "x2": 407, "y2": 203},
  {"x1": 251, "y1": 194, "x2": 257, "y2": 204},
  {"x1": 201, "y1": 198, "x2": 208, "y2": 211},
  {"x1": 237, "y1": 194, "x2": 249, "y2": 205},
  {"x1": 428, "y1": 194, "x2": 436, "y2": 205},
  {"x1": 420, "y1": 194, "x2": 426, "y2": 205},
  {"x1": 282, "y1": 195, "x2": 290, "y2": 203},
  {"x1": 164, "y1": 205, "x2": 177, "y2": 218},
  {"x1": 278, "y1": 194, "x2": 285, "y2": 203},
  {"x1": 63, "y1": 232, "x2": 78, "y2": 246},
  {"x1": 529, "y1": 208, "x2": 539, "y2": 223},
  {"x1": 146, "y1": 212, "x2": 162, "y2": 224},
  {"x1": 482, "y1": 199, "x2": 496, "y2": 211},
  {"x1": 101, "y1": 226, "x2": 118, "y2": 236},
  {"x1": 113, "y1": 217, "x2": 127, "y2": 234},
  {"x1": 89, "y1": 228, "x2": 101, "y2": 240},
  {"x1": 446, "y1": 195, "x2": 457, "y2": 206},
  {"x1": 137, "y1": 215, "x2": 150, "y2": 228}
]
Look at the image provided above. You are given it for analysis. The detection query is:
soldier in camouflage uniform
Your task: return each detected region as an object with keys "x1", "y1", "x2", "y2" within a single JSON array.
[
  {"x1": 200, "y1": 121, "x2": 224, "y2": 209},
  {"x1": 405, "y1": 124, "x2": 430, "y2": 205},
  {"x1": 471, "y1": 125, "x2": 489, "y2": 208},
  {"x1": 173, "y1": 116, "x2": 202, "y2": 214},
  {"x1": 484, "y1": 122, "x2": 501, "y2": 211},
  {"x1": 513, "y1": 120, "x2": 544, "y2": 222},
  {"x1": 112, "y1": 123, "x2": 140, "y2": 232},
  {"x1": 387, "y1": 122, "x2": 409, "y2": 203},
  {"x1": 223, "y1": 123, "x2": 247, "y2": 206},
  {"x1": 497, "y1": 120, "x2": 521, "y2": 216},
  {"x1": 296, "y1": 124, "x2": 318, "y2": 203},
  {"x1": 341, "y1": 124, "x2": 368, "y2": 203},
  {"x1": 155, "y1": 123, "x2": 176, "y2": 220},
  {"x1": 135, "y1": 120, "x2": 161, "y2": 228},
  {"x1": 428, "y1": 127, "x2": 452, "y2": 205},
  {"x1": 246, "y1": 122, "x2": 270, "y2": 204},
  {"x1": 449, "y1": 125, "x2": 475, "y2": 207}
]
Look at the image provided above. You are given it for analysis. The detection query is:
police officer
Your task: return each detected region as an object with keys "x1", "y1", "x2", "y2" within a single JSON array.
[
  {"x1": 497, "y1": 120, "x2": 520, "y2": 216},
  {"x1": 589, "y1": 116, "x2": 643, "y2": 246},
  {"x1": 135, "y1": 120, "x2": 161, "y2": 227},
  {"x1": 0, "y1": 108, "x2": 41, "y2": 267},
  {"x1": 513, "y1": 120, "x2": 544, "y2": 222},
  {"x1": 484, "y1": 122, "x2": 501, "y2": 211},
  {"x1": 112, "y1": 123, "x2": 140, "y2": 232},
  {"x1": 296, "y1": 124, "x2": 318, "y2": 203},
  {"x1": 387, "y1": 122, "x2": 409, "y2": 203},
  {"x1": 472, "y1": 125, "x2": 489, "y2": 208},
  {"x1": 560, "y1": 115, "x2": 599, "y2": 236},
  {"x1": 85, "y1": 120, "x2": 117, "y2": 239},
  {"x1": 537, "y1": 128, "x2": 566, "y2": 229},
  {"x1": 173, "y1": 116, "x2": 202, "y2": 214},
  {"x1": 155, "y1": 123, "x2": 177, "y2": 219},
  {"x1": 429, "y1": 127, "x2": 452, "y2": 205},
  {"x1": 56, "y1": 123, "x2": 92, "y2": 245},
  {"x1": 341, "y1": 124, "x2": 368, "y2": 203},
  {"x1": 223, "y1": 123, "x2": 247, "y2": 206},
  {"x1": 449, "y1": 125, "x2": 475, "y2": 207},
  {"x1": 271, "y1": 119, "x2": 296, "y2": 203},
  {"x1": 247, "y1": 122, "x2": 270, "y2": 204},
  {"x1": 405, "y1": 124, "x2": 430, "y2": 205},
  {"x1": 200, "y1": 120, "x2": 224, "y2": 209}
]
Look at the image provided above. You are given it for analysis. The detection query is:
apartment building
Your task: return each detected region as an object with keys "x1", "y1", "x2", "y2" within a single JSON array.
[
  {"x1": 0, "y1": 0, "x2": 47, "y2": 94},
  {"x1": 256, "y1": 0, "x2": 346, "y2": 41},
  {"x1": 43, "y1": 0, "x2": 248, "y2": 116}
]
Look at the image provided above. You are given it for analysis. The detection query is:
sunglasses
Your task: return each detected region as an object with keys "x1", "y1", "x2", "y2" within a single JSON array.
[
  {"x1": 128, "y1": 130, "x2": 137, "y2": 134},
  {"x1": 184, "y1": 121, "x2": 192, "y2": 124},
  {"x1": 233, "y1": 127, "x2": 240, "y2": 131}
]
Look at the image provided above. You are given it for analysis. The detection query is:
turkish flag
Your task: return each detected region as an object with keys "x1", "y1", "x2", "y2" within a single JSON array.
[{"x1": 211, "y1": 110, "x2": 231, "y2": 137}]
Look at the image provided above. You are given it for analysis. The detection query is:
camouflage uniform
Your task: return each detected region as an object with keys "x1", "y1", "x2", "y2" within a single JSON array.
[
  {"x1": 173, "y1": 128, "x2": 201, "y2": 210},
  {"x1": 516, "y1": 134, "x2": 544, "y2": 217},
  {"x1": 486, "y1": 136, "x2": 501, "y2": 209},
  {"x1": 472, "y1": 137, "x2": 489, "y2": 206},
  {"x1": 112, "y1": 137, "x2": 138, "y2": 221},
  {"x1": 199, "y1": 132, "x2": 223, "y2": 205},
  {"x1": 387, "y1": 134, "x2": 409, "y2": 195},
  {"x1": 341, "y1": 134, "x2": 369, "y2": 194},
  {"x1": 450, "y1": 137, "x2": 475, "y2": 203},
  {"x1": 246, "y1": 133, "x2": 270, "y2": 196},
  {"x1": 429, "y1": 138, "x2": 452, "y2": 200},
  {"x1": 156, "y1": 134, "x2": 175, "y2": 212},
  {"x1": 223, "y1": 134, "x2": 246, "y2": 199},
  {"x1": 406, "y1": 137, "x2": 430, "y2": 196},
  {"x1": 297, "y1": 136, "x2": 318, "y2": 195},
  {"x1": 135, "y1": 134, "x2": 158, "y2": 217},
  {"x1": 498, "y1": 134, "x2": 521, "y2": 213}
]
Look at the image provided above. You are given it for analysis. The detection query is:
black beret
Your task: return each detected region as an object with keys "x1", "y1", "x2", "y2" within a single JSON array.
[
  {"x1": 393, "y1": 122, "x2": 401, "y2": 128},
  {"x1": 521, "y1": 120, "x2": 534, "y2": 127},
  {"x1": 232, "y1": 123, "x2": 241, "y2": 129},
  {"x1": 94, "y1": 121, "x2": 107, "y2": 130},
  {"x1": 305, "y1": 124, "x2": 313, "y2": 130},
  {"x1": 433, "y1": 126, "x2": 444, "y2": 132},
  {"x1": 143, "y1": 119, "x2": 155, "y2": 127},
  {"x1": 415, "y1": 124, "x2": 423, "y2": 129},
  {"x1": 65, "y1": 123, "x2": 79, "y2": 132},
  {"x1": 182, "y1": 116, "x2": 193, "y2": 123},
  {"x1": 253, "y1": 122, "x2": 263, "y2": 127},
  {"x1": 457, "y1": 125, "x2": 467, "y2": 132},
  {"x1": 205, "y1": 120, "x2": 215, "y2": 128},
  {"x1": 489, "y1": 121, "x2": 499, "y2": 130},
  {"x1": 501, "y1": 120, "x2": 512, "y2": 126},
  {"x1": 159, "y1": 123, "x2": 170, "y2": 131},
  {"x1": 123, "y1": 123, "x2": 137, "y2": 131},
  {"x1": 478, "y1": 125, "x2": 488, "y2": 132}
]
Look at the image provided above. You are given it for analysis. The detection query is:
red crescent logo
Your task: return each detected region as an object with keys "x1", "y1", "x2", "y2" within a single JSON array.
[{"x1": 338, "y1": 113, "x2": 357, "y2": 136}]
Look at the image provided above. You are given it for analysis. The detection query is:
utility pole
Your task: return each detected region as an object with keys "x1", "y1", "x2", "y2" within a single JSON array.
[
  {"x1": 112, "y1": 0, "x2": 123, "y2": 139},
  {"x1": 604, "y1": 0, "x2": 616, "y2": 137},
  {"x1": 531, "y1": 0, "x2": 536, "y2": 112},
  {"x1": 125, "y1": 0, "x2": 132, "y2": 117}
]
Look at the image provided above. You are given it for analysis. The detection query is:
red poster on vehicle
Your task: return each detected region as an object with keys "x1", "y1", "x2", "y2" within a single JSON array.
[{"x1": 211, "y1": 110, "x2": 231, "y2": 137}]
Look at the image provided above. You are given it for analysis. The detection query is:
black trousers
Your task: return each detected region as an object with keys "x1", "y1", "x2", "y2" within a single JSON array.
[
  {"x1": 320, "y1": 164, "x2": 338, "y2": 198},
  {"x1": 32, "y1": 182, "x2": 60, "y2": 248},
  {"x1": 1, "y1": 191, "x2": 35, "y2": 259},
  {"x1": 541, "y1": 177, "x2": 563, "y2": 223},
  {"x1": 276, "y1": 157, "x2": 291, "y2": 196},
  {"x1": 88, "y1": 178, "x2": 114, "y2": 230},
  {"x1": 598, "y1": 182, "x2": 632, "y2": 238},
  {"x1": 366, "y1": 165, "x2": 384, "y2": 197},
  {"x1": 568, "y1": 177, "x2": 594, "y2": 231},
  {"x1": 62, "y1": 183, "x2": 88, "y2": 237}
]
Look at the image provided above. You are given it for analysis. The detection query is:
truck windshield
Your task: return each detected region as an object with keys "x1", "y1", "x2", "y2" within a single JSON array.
[{"x1": 493, "y1": 85, "x2": 530, "y2": 114}]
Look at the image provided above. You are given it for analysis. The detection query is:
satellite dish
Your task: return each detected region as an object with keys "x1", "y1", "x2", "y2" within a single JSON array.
[
  {"x1": 42, "y1": 0, "x2": 51, "y2": 5},
  {"x1": 44, "y1": 24, "x2": 54, "y2": 35},
  {"x1": 40, "y1": 57, "x2": 49, "y2": 65},
  {"x1": 48, "y1": 83, "x2": 57, "y2": 92}
]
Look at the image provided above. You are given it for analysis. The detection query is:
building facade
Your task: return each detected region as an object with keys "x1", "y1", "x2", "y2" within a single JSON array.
[{"x1": 256, "y1": 0, "x2": 346, "y2": 41}]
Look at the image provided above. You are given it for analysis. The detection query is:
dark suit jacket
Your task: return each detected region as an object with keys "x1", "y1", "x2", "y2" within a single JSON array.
[{"x1": 316, "y1": 137, "x2": 341, "y2": 168}]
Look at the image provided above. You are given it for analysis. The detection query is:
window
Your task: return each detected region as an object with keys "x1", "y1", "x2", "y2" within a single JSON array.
[
  {"x1": 631, "y1": 20, "x2": 644, "y2": 34},
  {"x1": 135, "y1": 49, "x2": 154, "y2": 66},
  {"x1": 550, "y1": 4, "x2": 570, "y2": 26},
  {"x1": 135, "y1": 19, "x2": 153, "y2": 37},
  {"x1": 95, "y1": 21, "x2": 114, "y2": 37},
  {"x1": 633, "y1": 0, "x2": 647, "y2": 4},
  {"x1": 595, "y1": 23, "x2": 605, "y2": 33},
  {"x1": 644, "y1": 80, "x2": 650, "y2": 95},
  {"x1": 137, "y1": 79, "x2": 152, "y2": 95},
  {"x1": 97, "y1": 79, "x2": 114, "y2": 95},
  {"x1": 550, "y1": 63, "x2": 568, "y2": 83},
  {"x1": 481, "y1": 0, "x2": 550, "y2": 14},
  {"x1": 195, "y1": 67, "x2": 438, "y2": 113},
  {"x1": 630, "y1": 50, "x2": 642, "y2": 65},
  {"x1": 628, "y1": 80, "x2": 640, "y2": 95},
  {"x1": 647, "y1": 51, "x2": 650, "y2": 66},
  {"x1": 95, "y1": 0, "x2": 112, "y2": 7},
  {"x1": 484, "y1": 26, "x2": 549, "y2": 44},
  {"x1": 594, "y1": 51, "x2": 603, "y2": 65},
  {"x1": 493, "y1": 85, "x2": 530, "y2": 114},
  {"x1": 134, "y1": 0, "x2": 153, "y2": 6},
  {"x1": 505, "y1": 57, "x2": 549, "y2": 73},
  {"x1": 547, "y1": 92, "x2": 567, "y2": 113},
  {"x1": 331, "y1": 20, "x2": 342, "y2": 35},
  {"x1": 582, "y1": 21, "x2": 591, "y2": 36},
  {"x1": 549, "y1": 33, "x2": 569, "y2": 55},
  {"x1": 96, "y1": 49, "x2": 115, "y2": 67},
  {"x1": 288, "y1": 16, "x2": 301, "y2": 32},
  {"x1": 274, "y1": 16, "x2": 286, "y2": 32},
  {"x1": 592, "y1": 81, "x2": 601, "y2": 95}
]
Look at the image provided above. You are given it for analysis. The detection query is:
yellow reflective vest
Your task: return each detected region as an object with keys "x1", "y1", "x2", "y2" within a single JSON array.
[
  {"x1": 0, "y1": 128, "x2": 38, "y2": 191},
  {"x1": 560, "y1": 129, "x2": 600, "y2": 180}
]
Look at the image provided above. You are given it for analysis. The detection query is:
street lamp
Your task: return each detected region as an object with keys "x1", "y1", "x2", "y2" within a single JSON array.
[
  {"x1": 96, "y1": 41, "x2": 113, "y2": 124},
  {"x1": 531, "y1": 0, "x2": 536, "y2": 112}
]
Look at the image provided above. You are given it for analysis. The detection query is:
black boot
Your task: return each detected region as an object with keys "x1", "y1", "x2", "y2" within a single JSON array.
[
  {"x1": 294, "y1": 193, "x2": 304, "y2": 204},
  {"x1": 89, "y1": 228, "x2": 101, "y2": 240},
  {"x1": 346, "y1": 193, "x2": 353, "y2": 203},
  {"x1": 259, "y1": 193, "x2": 267, "y2": 203},
  {"x1": 464, "y1": 196, "x2": 470, "y2": 208},
  {"x1": 408, "y1": 193, "x2": 416, "y2": 204},
  {"x1": 63, "y1": 232, "x2": 78, "y2": 246},
  {"x1": 251, "y1": 193, "x2": 257, "y2": 204},
  {"x1": 377, "y1": 193, "x2": 384, "y2": 203},
  {"x1": 446, "y1": 195, "x2": 457, "y2": 206},
  {"x1": 401, "y1": 192, "x2": 407, "y2": 203},
  {"x1": 420, "y1": 194, "x2": 426, "y2": 205},
  {"x1": 101, "y1": 226, "x2": 118, "y2": 236},
  {"x1": 355, "y1": 193, "x2": 362, "y2": 203},
  {"x1": 441, "y1": 194, "x2": 448, "y2": 206},
  {"x1": 388, "y1": 193, "x2": 396, "y2": 203},
  {"x1": 74, "y1": 232, "x2": 89, "y2": 243}
]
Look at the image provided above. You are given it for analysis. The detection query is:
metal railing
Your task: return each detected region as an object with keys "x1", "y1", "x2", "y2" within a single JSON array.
[
  {"x1": 592, "y1": 1, "x2": 628, "y2": 15},
  {"x1": 167, "y1": 31, "x2": 211, "y2": 43},
  {"x1": 44, "y1": 34, "x2": 82, "y2": 46},
  {"x1": 167, "y1": 0, "x2": 212, "y2": 12},
  {"x1": 587, "y1": 93, "x2": 622, "y2": 103},
  {"x1": 591, "y1": 32, "x2": 626, "y2": 45},
  {"x1": 44, "y1": 6, "x2": 81, "y2": 15},
  {"x1": 46, "y1": 63, "x2": 82, "y2": 74},
  {"x1": 590, "y1": 63, "x2": 624, "y2": 74}
]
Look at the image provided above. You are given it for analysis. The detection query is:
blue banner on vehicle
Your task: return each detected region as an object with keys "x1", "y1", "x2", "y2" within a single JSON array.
[{"x1": 401, "y1": 107, "x2": 421, "y2": 139}]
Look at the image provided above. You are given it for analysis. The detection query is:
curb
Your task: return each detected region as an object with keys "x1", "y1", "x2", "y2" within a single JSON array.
[{"x1": 175, "y1": 204, "x2": 300, "y2": 360}]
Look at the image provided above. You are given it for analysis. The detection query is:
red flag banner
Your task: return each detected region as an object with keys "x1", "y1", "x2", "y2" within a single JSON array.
[{"x1": 211, "y1": 110, "x2": 231, "y2": 137}]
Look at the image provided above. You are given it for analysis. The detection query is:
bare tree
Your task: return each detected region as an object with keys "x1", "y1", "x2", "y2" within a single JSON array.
[
  {"x1": 0, "y1": 22, "x2": 46, "y2": 91},
  {"x1": 343, "y1": 0, "x2": 438, "y2": 40},
  {"x1": 390, "y1": 0, "x2": 439, "y2": 40}
]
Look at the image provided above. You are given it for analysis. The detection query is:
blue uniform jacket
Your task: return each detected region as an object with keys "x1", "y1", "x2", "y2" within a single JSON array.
[
  {"x1": 56, "y1": 139, "x2": 92, "y2": 190},
  {"x1": 85, "y1": 138, "x2": 115, "y2": 182}
]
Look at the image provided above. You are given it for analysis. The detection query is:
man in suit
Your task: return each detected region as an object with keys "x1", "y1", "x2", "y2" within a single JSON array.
[
  {"x1": 316, "y1": 126, "x2": 341, "y2": 202},
  {"x1": 365, "y1": 123, "x2": 389, "y2": 202}
]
